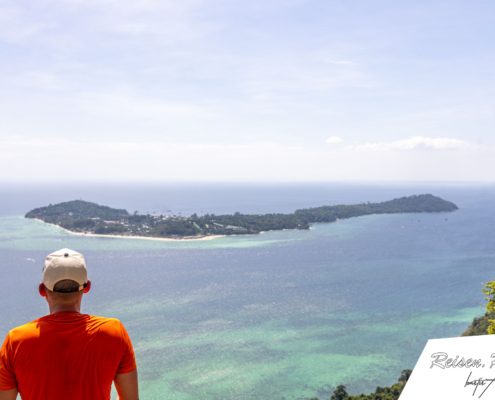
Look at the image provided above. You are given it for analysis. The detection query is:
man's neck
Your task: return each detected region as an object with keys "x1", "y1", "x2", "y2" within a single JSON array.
[{"x1": 49, "y1": 303, "x2": 81, "y2": 314}]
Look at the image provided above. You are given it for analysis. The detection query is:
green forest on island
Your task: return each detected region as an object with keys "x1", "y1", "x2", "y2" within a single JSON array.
[{"x1": 25, "y1": 194, "x2": 458, "y2": 238}]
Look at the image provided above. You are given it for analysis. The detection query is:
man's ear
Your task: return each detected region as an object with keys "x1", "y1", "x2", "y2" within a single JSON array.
[
  {"x1": 39, "y1": 282, "x2": 47, "y2": 297},
  {"x1": 84, "y1": 279, "x2": 91, "y2": 294}
]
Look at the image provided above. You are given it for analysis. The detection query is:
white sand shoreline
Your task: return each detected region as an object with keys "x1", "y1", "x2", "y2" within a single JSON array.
[{"x1": 31, "y1": 219, "x2": 226, "y2": 242}]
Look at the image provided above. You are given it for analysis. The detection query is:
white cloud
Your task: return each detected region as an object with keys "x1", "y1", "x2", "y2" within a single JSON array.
[
  {"x1": 17, "y1": 71, "x2": 64, "y2": 91},
  {"x1": 0, "y1": 5, "x2": 50, "y2": 43},
  {"x1": 326, "y1": 60, "x2": 356, "y2": 66},
  {"x1": 1, "y1": 138, "x2": 494, "y2": 182},
  {"x1": 0, "y1": 139, "x2": 316, "y2": 181},
  {"x1": 348, "y1": 136, "x2": 483, "y2": 151},
  {"x1": 326, "y1": 136, "x2": 344, "y2": 144},
  {"x1": 79, "y1": 90, "x2": 215, "y2": 119}
]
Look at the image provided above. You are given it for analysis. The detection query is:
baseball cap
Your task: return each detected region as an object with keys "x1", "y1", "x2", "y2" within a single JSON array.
[{"x1": 42, "y1": 248, "x2": 88, "y2": 292}]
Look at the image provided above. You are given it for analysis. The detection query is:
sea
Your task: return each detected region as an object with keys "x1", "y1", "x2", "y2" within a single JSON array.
[{"x1": 0, "y1": 182, "x2": 494, "y2": 400}]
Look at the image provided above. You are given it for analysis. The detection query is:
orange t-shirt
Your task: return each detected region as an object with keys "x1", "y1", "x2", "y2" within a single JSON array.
[{"x1": 0, "y1": 312, "x2": 136, "y2": 400}]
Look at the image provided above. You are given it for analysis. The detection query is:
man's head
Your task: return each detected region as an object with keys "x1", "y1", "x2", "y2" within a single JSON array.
[{"x1": 39, "y1": 248, "x2": 91, "y2": 310}]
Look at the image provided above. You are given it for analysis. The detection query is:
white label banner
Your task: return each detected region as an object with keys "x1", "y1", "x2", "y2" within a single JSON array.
[{"x1": 400, "y1": 335, "x2": 495, "y2": 399}]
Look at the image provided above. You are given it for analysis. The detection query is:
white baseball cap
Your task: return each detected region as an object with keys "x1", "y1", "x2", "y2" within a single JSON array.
[{"x1": 42, "y1": 248, "x2": 88, "y2": 292}]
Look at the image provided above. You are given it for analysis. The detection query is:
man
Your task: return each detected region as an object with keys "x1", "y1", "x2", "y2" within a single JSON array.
[{"x1": 0, "y1": 248, "x2": 139, "y2": 400}]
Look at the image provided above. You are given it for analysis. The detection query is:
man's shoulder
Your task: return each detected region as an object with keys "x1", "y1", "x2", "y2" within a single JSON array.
[
  {"x1": 8, "y1": 314, "x2": 125, "y2": 342},
  {"x1": 86, "y1": 315, "x2": 124, "y2": 331},
  {"x1": 85, "y1": 314, "x2": 122, "y2": 325},
  {"x1": 8, "y1": 318, "x2": 44, "y2": 341},
  {"x1": 82, "y1": 315, "x2": 128, "y2": 341}
]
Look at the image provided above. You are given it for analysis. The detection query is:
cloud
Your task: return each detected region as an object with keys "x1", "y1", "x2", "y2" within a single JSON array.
[
  {"x1": 1, "y1": 138, "x2": 495, "y2": 182},
  {"x1": 0, "y1": 139, "x2": 316, "y2": 181},
  {"x1": 348, "y1": 136, "x2": 483, "y2": 151},
  {"x1": 0, "y1": 4, "x2": 50, "y2": 43},
  {"x1": 326, "y1": 136, "x2": 344, "y2": 144},
  {"x1": 79, "y1": 90, "x2": 215, "y2": 119},
  {"x1": 17, "y1": 71, "x2": 64, "y2": 91},
  {"x1": 326, "y1": 60, "x2": 356, "y2": 66}
]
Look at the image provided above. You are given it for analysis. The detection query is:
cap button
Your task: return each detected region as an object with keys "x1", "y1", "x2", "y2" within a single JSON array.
[{"x1": 64, "y1": 253, "x2": 69, "y2": 257}]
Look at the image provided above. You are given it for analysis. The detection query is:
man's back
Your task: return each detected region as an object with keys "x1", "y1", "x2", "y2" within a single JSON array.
[{"x1": 0, "y1": 311, "x2": 136, "y2": 400}]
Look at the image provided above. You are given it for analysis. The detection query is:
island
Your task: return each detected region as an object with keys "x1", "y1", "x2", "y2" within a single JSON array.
[{"x1": 24, "y1": 194, "x2": 458, "y2": 239}]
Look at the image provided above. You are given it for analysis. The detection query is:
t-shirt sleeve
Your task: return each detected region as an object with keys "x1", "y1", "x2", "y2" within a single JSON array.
[
  {"x1": 116, "y1": 322, "x2": 137, "y2": 375},
  {"x1": 0, "y1": 333, "x2": 17, "y2": 390}
]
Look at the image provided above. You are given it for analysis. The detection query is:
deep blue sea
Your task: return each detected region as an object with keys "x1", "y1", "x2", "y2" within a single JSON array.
[{"x1": 1, "y1": 182, "x2": 494, "y2": 399}]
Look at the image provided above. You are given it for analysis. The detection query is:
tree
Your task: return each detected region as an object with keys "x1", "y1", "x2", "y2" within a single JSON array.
[
  {"x1": 331, "y1": 385, "x2": 348, "y2": 400},
  {"x1": 482, "y1": 281, "x2": 495, "y2": 334},
  {"x1": 398, "y1": 369, "x2": 412, "y2": 384}
]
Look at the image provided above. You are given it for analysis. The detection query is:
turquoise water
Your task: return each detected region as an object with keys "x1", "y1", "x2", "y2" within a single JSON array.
[{"x1": 0, "y1": 183, "x2": 493, "y2": 399}]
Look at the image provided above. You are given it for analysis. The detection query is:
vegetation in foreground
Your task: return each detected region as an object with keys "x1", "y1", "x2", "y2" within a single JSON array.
[
  {"x1": 25, "y1": 194, "x2": 458, "y2": 238},
  {"x1": 309, "y1": 282, "x2": 495, "y2": 400},
  {"x1": 305, "y1": 370, "x2": 411, "y2": 400}
]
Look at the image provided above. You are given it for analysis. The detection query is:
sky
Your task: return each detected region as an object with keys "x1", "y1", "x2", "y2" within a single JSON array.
[{"x1": 0, "y1": 0, "x2": 494, "y2": 182}]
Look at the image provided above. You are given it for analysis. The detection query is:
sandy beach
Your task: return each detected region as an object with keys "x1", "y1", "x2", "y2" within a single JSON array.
[{"x1": 32, "y1": 219, "x2": 226, "y2": 242}]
